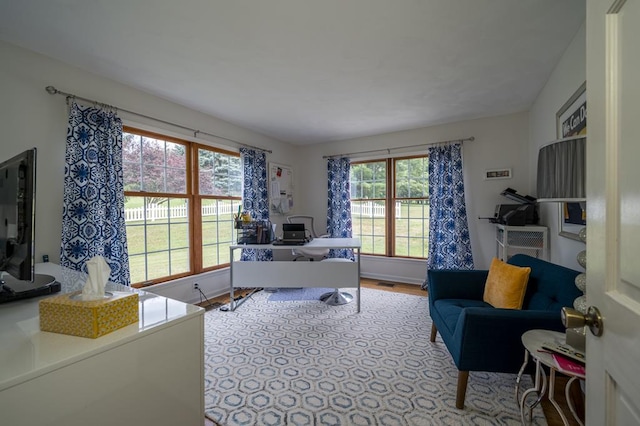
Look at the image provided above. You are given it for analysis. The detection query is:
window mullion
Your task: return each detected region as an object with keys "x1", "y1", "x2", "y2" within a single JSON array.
[{"x1": 190, "y1": 144, "x2": 201, "y2": 273}]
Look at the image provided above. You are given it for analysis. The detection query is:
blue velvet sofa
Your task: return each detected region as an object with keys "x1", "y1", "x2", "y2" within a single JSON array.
[{"x1": 428, "y1": 254, "x2": 581, "y2": 409}]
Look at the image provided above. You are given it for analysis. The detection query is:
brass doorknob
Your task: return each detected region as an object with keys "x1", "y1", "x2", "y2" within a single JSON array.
[{"x1": 562, "y1": 306, "x2": 603, "y2": 337}]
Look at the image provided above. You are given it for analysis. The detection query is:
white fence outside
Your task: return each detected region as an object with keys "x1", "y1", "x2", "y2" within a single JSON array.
[
  {"x1": 124, "y1": 203, "x2": 236, "y2": 222},
  {"x1": 350, "y1": 201, "x2": 402, "y2": 218},
  {"x1": 124, "y1": 200, "x2": 402, "y2": 222}
]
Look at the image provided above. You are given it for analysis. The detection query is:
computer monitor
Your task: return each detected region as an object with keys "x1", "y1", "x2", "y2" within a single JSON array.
[
  {"x1": 0, "y1": 148, "x2": 59, "y2": 303},
  {"x1": 0, "y1": 148, "x2": 36, "y2": 282}
]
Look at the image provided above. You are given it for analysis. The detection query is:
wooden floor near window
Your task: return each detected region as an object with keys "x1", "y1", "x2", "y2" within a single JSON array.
[
  {"x1": 360, "y1": 278, "x2": 427, "y2": 296},
  {"x1": 200, "y1": 278, "x2": 584, "y2": 425}
]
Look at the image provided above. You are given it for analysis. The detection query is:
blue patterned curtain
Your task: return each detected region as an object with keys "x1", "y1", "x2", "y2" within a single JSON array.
[
  {"x1": 327, "y1": 158, "x2": 353, "y2": 259},
  {"x1": 240, "y1": 148, "x2": 272, "y2": 261},
  {"x1": 60, "y1": 102, "x2": 130, "y2": 285},
  {"x1": 423, "y1": 143, "x2": 474, "y2": 289}
]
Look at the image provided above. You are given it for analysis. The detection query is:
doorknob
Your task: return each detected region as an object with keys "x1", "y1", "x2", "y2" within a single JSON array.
[{"x1": 561, "y1": 305, "x2": 603, "y2": 337}]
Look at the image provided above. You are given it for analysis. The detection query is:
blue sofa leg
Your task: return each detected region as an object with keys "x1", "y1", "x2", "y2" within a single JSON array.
[
  {"x1": 456, "y1": 371, "x2": 469, "y2": 409},
  {"x1": 431, "y1": 323, "x2": 468, "y2": 408}
]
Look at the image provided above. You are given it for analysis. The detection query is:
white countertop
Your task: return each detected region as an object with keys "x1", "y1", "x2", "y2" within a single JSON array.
[
  {"x1": 231, "y1": 237, "x2": 361, "y2": 250},
  {"x1": 0, "y1": 263, "x2": 203, "y2": 392}
]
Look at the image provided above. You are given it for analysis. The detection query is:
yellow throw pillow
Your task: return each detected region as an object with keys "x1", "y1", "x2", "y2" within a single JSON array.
[{"x1": 483, "y1": 257, "x2": 531, "y2": 309}]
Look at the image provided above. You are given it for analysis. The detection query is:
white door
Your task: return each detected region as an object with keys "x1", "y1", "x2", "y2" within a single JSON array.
[{"x1": 586, "y1": 0, "x2": 640, "y2": 424}]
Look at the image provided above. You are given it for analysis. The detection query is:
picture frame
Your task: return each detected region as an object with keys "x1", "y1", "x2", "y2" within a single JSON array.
[
  {"x1": 556, "y1": 81, "x2": 586, "y2": 139},
  {"x1": 556, "y1": 81, "x2": 587, "y2": 240},
  {"x1": 484, "y1": 168, "x2": 512, "y2": 180},
  {"x1": 558, "y1": 202, "x2": 586, "y2": 242}
]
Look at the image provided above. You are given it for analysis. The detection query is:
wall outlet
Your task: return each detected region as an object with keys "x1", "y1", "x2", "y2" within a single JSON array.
[{"x1": 193, "y1": 283, "x2": 200, "y2": 292}]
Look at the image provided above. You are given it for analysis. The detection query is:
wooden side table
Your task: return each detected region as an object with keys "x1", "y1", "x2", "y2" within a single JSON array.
[{"x1": 515, "y1": 329, "x2": 585, "y2": 426}]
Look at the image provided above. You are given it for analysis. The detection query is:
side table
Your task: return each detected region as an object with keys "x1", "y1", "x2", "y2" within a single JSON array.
[{"x1": 515, "y1": 329, "x2": 585, "y2": 426}]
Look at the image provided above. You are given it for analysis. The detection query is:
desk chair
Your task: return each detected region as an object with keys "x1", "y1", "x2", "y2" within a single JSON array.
[
  {"x1": 285, "y1": 215, "x2": 353, "y2": 306},
  {"x1": 286, "y1": 215, "x2": 329, "y2": 261},
  {"x1": 287, "y1": 215, "x2": 353, "y2": 306},
  {"x1": 318, "y1": 258, "x2": 354, "y2": 305}
]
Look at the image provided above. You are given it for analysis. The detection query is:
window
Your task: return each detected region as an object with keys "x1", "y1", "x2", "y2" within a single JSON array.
[
  {"x1": 350, "y1": 160, "x2": 387, "y2": 255},
  {"x1": 197, "y1": 147, "x2": 242, "y2": 269},
  {"x1": 122, "y1": 127, "x2": 241, "y2": 286},
  {"x1": 350, "y1": 156, "x2": 429, "y2": 258}
]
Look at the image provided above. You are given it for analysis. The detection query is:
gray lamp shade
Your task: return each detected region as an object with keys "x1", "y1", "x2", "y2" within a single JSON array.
[{"x1": 536, "y1": 136, "x2": 586, "y2": 202}]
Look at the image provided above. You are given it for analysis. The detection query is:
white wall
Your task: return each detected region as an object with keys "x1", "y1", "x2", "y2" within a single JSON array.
[
  {"x1": 298, "y1": 112, "x2": 531, "y2": 284},
  {"x1": 2, "y1": 20, "x2": 586, "y2": 301},
  {"x1": 0, "y1": 40, "x2": 298, "y2": 303},
  {"x1": 528, "y1": 22, "x2": 586, "y2": 271}
]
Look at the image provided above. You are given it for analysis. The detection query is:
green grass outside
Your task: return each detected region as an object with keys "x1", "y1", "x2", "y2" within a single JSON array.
[
  {"x1": 352, "y1": 202, "x2": 429, "y2": 257},
  {"x1": 126, "y1": 213, "x2": 236, "y2": 284},
  {"x1": 125, "y1": 204, "x2": 429, "y2": 284}
]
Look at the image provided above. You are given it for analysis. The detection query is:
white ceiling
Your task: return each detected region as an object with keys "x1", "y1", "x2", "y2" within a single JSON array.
[{"x1": 0, "y1": 0, "x2": 585, "y2": 145}]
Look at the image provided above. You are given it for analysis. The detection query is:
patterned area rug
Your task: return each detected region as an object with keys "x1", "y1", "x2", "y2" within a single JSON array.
[{"x1": 204, "y1": 288, "x2": 546, "y2": 425}]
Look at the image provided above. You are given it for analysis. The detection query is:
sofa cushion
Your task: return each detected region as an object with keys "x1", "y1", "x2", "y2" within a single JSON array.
[
  {"x1": 508, "y1": 255, "x2": 582, "y2": 311},
  {"x1": 483, "y1": 257, "x2": 531, "y2": 309},
  {"x1": 432, "y1": 299, "x2": 492, "y2": 337}
]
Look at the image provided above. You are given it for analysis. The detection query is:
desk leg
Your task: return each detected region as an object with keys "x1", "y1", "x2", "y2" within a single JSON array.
[
  {"x1": 357, "y1": 248, "x2": 361, "y2": 313},
  {"x1": 229, "y1": 247, "x2": 235, "y2": 311},
  {"x1": 548, "y1": 368, "x2": 570, "y2": 426},
  {"x1": 520, "y1": 359, "x2": 547, "y2": 425},
  {"x1": 515, "y1": 349, "x2": 529, "y2": 405},
  {"x1": 565, "y1": 377, "x2": 585, "y2": 426}
]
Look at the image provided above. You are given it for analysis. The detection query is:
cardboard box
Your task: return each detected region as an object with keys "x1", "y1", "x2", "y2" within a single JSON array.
[{"x1": 40, "y1": 291, "x2": 139, "y2": 338}]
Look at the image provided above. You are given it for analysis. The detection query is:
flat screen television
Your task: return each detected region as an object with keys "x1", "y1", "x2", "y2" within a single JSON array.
[{"x1": 0, "y1": 148, "x2": 59, "y2": 303}]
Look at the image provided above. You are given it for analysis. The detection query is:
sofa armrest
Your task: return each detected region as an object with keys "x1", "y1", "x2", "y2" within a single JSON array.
[
  {"x1": 427, "y1": 270, "x2": 489, "y2": 302},
  {"x1": 451, "y1": 307, "x2": 565, "y2": 372}
]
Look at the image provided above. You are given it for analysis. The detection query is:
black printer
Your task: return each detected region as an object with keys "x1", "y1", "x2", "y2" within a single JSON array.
[{"x1": 490, "y1": 188, "x2": 539, "y2": 226}]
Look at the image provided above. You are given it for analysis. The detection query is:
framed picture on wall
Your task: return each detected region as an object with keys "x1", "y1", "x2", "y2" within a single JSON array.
[
  {"x1": 484, "y1": 168, "x2": 512, "y2": 180},
  {"x1": 558, "y1": 202, "x2": 586, "y2": 241},
  {"x1": 556, "y1": 81, "x2": 586, "y2": 139},
  {"x1": 556, "y1": 81, "x2": 587, "y2": 240}
]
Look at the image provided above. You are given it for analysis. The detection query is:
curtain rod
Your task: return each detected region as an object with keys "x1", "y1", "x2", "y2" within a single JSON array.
[
  {"x1": 45, "y1": 86, "x2": 273, "y2": 154},
  {"x1": 322, "y1": 136, "x2": 475, "y2": 159}
]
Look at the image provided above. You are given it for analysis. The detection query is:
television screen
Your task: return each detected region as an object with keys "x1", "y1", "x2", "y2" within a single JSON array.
[
  {"x1": 0, "y1": 148, "x2": 36, "y2": 282},
  {"x1": 0, "y1": 148, "x2": 60, "y2": 303}
]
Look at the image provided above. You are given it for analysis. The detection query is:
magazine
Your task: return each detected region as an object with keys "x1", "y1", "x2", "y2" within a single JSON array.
[{"x1": 552, "y1": 353, "x2": 586, "y2": 376}]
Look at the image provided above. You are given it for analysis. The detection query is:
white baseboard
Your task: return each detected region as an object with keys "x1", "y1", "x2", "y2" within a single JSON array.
[
  {"x1": 144, "y1": 268, "x2": 230, "y2": 305},
  {"x1": 144, "y1": 255, "x2": 427, "y2": 304},
  {"x1": 360, "y1": 255, "x2": 426, "y2": 286},
  {"x1": 361, "y1": 272, "x2": 424, "y2": 286}
]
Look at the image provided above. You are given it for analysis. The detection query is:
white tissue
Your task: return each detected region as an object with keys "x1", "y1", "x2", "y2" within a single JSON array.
[{"x1": 82, "y1": 256, "x2": 111, "y2": 300}]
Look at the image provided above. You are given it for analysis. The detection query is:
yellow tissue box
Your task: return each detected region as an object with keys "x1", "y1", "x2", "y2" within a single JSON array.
[{"x1": 39, "y1": 291, "x2": 139, "y2": 339}]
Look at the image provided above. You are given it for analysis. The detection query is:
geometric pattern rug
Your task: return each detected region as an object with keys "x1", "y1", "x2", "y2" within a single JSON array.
[{"x1": 204, "y1": 288, "x2": 546, "y2": 425}]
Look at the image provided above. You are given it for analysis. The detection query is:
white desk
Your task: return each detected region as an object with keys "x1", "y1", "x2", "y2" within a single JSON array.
[
  {"x1": 0, "y1": 264, "x2": 204, "y2": 426},
  {"x1": 229, "y1": 237, "x2": 361, "y2": 312}
]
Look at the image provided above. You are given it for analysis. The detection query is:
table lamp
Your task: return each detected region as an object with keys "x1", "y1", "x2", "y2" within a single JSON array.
[{"x1": 537, "y1": 135, "x2": 587, "y2": 351}]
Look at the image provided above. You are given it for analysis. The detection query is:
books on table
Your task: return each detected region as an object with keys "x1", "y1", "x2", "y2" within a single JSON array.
[{"x1": 552, "y1": 353, "x2": 586, "y2": 376}]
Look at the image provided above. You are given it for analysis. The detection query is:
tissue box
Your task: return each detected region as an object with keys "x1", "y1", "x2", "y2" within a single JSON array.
[{"x1": 40, "y1": 291, "x2": 139, "y2": 338}]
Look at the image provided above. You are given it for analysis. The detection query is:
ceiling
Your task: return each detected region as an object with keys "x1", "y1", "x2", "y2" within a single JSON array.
[{"x1": 0, "y1": 1, "x2": 585, "y2": 145}]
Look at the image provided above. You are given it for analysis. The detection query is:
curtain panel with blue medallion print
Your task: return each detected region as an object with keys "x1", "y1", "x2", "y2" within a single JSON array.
[{"x1": 60, "y1": 102, "x2": 130, "y2": 285}]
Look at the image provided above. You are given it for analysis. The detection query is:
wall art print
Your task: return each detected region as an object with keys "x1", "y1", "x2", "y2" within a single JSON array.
[{"x1": 556, "y1": 81, "x2": 586, "y2": 241}]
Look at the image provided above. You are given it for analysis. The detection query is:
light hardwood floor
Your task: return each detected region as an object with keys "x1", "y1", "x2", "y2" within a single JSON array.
[{"x1": 201, "y1": 278, "x2": 583, "y2": 425}]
